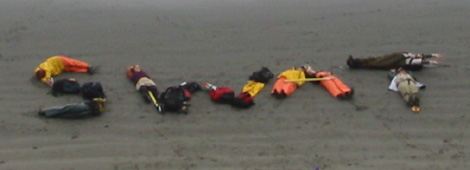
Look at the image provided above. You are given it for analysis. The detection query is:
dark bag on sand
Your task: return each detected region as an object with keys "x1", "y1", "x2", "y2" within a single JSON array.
[
  {"x1": 81, "y1": 82, "x2": 106, "y2": 100},
  {"x1": 231, "y1": 92, "x2": 254, "y2": 108},
  {"x1": 50, "y1": 78, "x2": 81, "y2": 97},
  {"x1": 160, "y1": 86, "x2": 187, "y2": 112},
  {"x1": 209, "y1": 87, "x2": 235, "y2": 103},
  {"x1": 249, "y1": 67, "x2": 273, "y2": 83},
  {"x1": 180, "y1": 82, "x2": 201, "y2": 93}
]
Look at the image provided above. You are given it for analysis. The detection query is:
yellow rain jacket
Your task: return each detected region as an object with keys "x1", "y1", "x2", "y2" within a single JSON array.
[
  {"x1": 277, "y1": 68, "x2": 306, "y2": 86},
  {"x1": 34, "y1": 56, "x2": 65, "y2": 83},
  {"x1": 242, "y1": 80, "x2": 266, "y2": 97}
]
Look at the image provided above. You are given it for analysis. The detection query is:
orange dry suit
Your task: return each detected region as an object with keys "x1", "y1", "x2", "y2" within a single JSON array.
[
  {"x1": 34, "y1": 56, "x2": 90, "y2": 83},
  {"x1": 271, "y1": 68, "x2": 306, "y2": 97},
  {"x1": 314, "y1": 71, "x2": 353, "y2": 98}
]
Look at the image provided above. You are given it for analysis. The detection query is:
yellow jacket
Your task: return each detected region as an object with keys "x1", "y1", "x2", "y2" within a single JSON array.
[
  {"x1": 278, "y1": 68, "x2": 306, "y2": 86},
  {"x1": 242, "y1": 80, "x2": 266, "y2": 97},
  {"x1": 34, "y1": 56, "x2": 65, "y2": 83}
]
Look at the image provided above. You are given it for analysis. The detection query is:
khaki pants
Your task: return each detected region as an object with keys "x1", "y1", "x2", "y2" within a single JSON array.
[
  {"x1": 398, "y1": 80, "x2": 419, "y2": 106},
  {"x1": 135, "y1": 77, "x2": 156, "y2": 90}
]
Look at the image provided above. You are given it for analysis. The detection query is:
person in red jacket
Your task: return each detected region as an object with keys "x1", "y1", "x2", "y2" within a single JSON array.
[{"x1": 126, "y1": 65, "x2": 160, "y2": 105}]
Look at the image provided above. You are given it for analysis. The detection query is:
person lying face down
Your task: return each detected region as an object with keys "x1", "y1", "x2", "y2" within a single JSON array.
[
  {"x1": 35, "y1": 55, "x2": 97, "y2": 86},
  {"x1": 347, "y1": 52, "x2": 444, "y2": 70}
]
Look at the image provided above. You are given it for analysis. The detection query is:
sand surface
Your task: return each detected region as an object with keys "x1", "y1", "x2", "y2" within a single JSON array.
[{"x1": 1, "y1": 0, "x2": 469, "y2": 169}]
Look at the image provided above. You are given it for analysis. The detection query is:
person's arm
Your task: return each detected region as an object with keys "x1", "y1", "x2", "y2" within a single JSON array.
[
  {"x1": 388, "y1": 76, "x2": 399, "y2": 91},
  {"x1": 422, "y1": 60, "x2": 441, "y2": 65},
  {"x1": 126, "y1": 66, "x2": 134, "y2": 79},
  {"x1": 45, "y1": 78, "x2": 53, "y2": 86},
  {"x1": 41, "y1": 71, "x2": 53, "y2": 86},
  {"x1": 423, "y1": 53, "x2": 444, "y2": 58},
  {"x1": 388, "y1": 69, "x2": 397, "y2": 80}
]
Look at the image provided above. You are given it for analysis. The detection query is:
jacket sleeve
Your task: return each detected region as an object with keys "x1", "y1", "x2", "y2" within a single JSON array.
[{"x1": 126, "y1": 68, "x2": 134, "y2": 79}]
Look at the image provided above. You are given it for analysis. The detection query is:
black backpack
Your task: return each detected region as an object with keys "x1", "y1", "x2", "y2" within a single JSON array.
[
  {"x1": 160, "y1": 86, "x2": 186, "y2": 112},
  {"x1": 81, "y1": 82, "x2": 106, "y2": 100},
  {"x1": 50, "y1": 78, "x2": 81, "y2": 97}
]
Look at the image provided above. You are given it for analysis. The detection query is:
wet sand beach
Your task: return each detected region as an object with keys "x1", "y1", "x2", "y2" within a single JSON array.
[{"x1": 1, "y1": 0, "x2": 469, "y2": 169}]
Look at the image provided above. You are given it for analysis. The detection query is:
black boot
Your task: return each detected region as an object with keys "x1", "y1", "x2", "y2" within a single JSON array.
[
  {"x1": 88, "y1": 66, "x2": 99, "y2": 75},
  {"x1": 347, "y1": 55, "x2": 361, "y2": 69},
  {"x1": 38, "y1": 107, "x2": 46, "y2": 116}
]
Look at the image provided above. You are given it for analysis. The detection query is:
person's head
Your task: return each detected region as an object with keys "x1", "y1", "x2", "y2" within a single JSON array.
[
  {"x1": 248, "y1": 67, "x2": 273, "y2": 83},
  {"x1": 132, "y1": 65, "x2": 141, "y2": 72},
  {"x1": 396, "y1": 67, "x2": 407, "y2": 74},
  {"x1": 36, "y1": 69, "x2": 46, "y2": 79},
  {"x1": 300, "y1": 65, "x2": 316, "y2": 77}
]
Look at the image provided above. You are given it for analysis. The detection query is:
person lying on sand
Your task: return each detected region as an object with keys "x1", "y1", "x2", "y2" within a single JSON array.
[
  {"x1": 127, "y1": 65, "x2": 161, "y2": 111},
  {"x1": 347, "y1": 52, "x2": 444, "y2": 70},
  {"x1": 388, "y1": 67, "x2": 426, "y2": 113},
  {"x1": 271, "y1": 66, "x2": 308, "y2": 98},
  {"x1": 35, "y1": 55, "x2": 98, "y2": 86},
  {"x1": 232, "y1": 67, "x2": 273, "y2": 108},
  {"x1": 38, "y1": 98, "x2": 106, "y2": 119},
  {"x1": 202, "y1": 67, "x2": 273, "y2": 109},
  {"x1": 302, "y1": 65, "x2": 354, "y2": 99}
]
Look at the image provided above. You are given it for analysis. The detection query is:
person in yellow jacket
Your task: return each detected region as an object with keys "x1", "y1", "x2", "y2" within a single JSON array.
[
  {"x1": 34, "y1": 55, "x2": 97, "y2": 86},
  {"x1": 202, "y1": 67, "x2": 273, "y2": 108},
  {"x1": 232, "y1": 67, "x2": 273, "y2": 108},
  {"x1": 271, "y1": 66, "x2": 307, "y2": 98}
]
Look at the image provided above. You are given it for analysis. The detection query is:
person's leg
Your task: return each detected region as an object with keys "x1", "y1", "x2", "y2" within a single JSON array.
[
  {"x1": 327, "y1": 75, "x2": 353, "y2": 99},
  {"x1": 360, "y1": 52, "x2": 405, "y2": 69},
  {"x1": 180, "y1": 100, "x2": 189, "y2": 114},
  {"x1": 42, "y1": 103, "x2": 91, "y2": 118},
  {"x1": 320, "y1": 78, "x2": 342, "y2": 98},
  {"x1": 148, "y1": 86, "x2": 159, "y2": 98},
  {"x1": 138, "y1": 86, "x2": 151, "y2": 103},
  {"x1": 59, "y1": 56, "x2": 90, "y2": 73},
  {"x1": 271, "y1": 78, "x2": 286, "y2": 97},
  {"x1": 271, "y1": 77, "x2": 297, "y2": 97}
]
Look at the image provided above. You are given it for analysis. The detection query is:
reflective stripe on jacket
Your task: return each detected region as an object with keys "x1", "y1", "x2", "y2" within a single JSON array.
[{"x1": 277, "y1": 68, "x2": 306, "y2": 86}]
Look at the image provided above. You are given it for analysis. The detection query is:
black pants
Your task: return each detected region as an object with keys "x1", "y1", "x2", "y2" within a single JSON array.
[{"x1": 139, "y1": 85, "x2": 159, "y2": 103}]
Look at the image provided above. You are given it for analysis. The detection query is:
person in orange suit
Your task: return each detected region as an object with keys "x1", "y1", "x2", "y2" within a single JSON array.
[
  {"x1": 303, "y1": 65, "x2": 354, "y2": 99},
  {"x1": 34, "y1": 55, "x2": 97, "y2": 86},
  {"x1": 271, "y1": 66, "x2": 307, "y2": 98}
]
